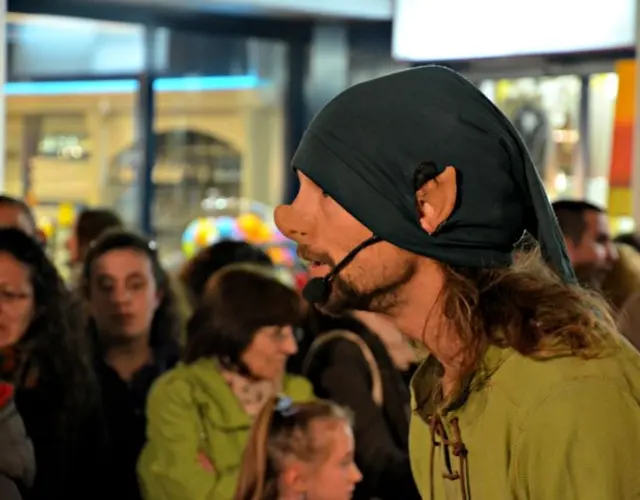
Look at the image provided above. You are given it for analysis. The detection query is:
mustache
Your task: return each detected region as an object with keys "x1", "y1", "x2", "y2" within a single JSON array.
[{"x1": 296, "y1": 245, "x2": 334, "y2": 266}]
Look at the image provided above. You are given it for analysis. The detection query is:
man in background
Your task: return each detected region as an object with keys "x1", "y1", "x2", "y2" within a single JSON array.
[
  {"x1": 553, "y1": 200, "x2": 640, "y2": 349},
  {"x1": 552, "y1": 200, "x2": 618, "y2": 290}
]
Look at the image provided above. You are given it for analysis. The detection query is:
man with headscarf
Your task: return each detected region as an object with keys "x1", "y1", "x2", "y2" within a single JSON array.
[{"x1": 275, "y1": 66, "x2": 640, "y2": 500}]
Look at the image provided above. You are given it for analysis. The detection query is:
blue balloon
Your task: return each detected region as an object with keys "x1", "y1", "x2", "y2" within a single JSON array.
[{"x1": 216, "y1": 216, "x2": 238, "y2": 240}]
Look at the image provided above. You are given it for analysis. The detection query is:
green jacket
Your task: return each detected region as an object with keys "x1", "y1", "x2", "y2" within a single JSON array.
[
  {"x1": 410, "y1": 340, "x2": 640, "y2": 500},
  {"x1": 137, "y1": 359, "x2": 314, "y2": 500}
]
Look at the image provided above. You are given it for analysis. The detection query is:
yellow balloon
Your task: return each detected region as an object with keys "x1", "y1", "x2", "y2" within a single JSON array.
[
  {"x1": 58, "y1": 203, "x2": 75, "y2": 227},
  {"x1": 39, "y1": 218, "x2": 55, "y2": 239},
  {"x1": 238, "y1": 213, "x2": 264, "y2": 243}
]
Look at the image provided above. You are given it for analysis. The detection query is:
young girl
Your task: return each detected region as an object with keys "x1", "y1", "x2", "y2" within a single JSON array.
[
  {"x1": 235, "y1": 397, "x2": 362, "y2": 500},
  {"x1": 83, "y1": 230, "x2": 182, "y2": 500}
]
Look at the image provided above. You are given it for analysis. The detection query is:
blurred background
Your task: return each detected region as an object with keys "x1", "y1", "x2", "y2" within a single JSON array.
[{"x1": 0, "y1": 0, "x2": 639, "y2": 275}]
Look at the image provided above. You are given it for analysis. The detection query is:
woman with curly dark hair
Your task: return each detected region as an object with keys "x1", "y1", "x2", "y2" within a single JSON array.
[
  {"x1": 82, "y1": 229, "x2": 182, "y2": 500},
  {"x1": 179, "y1": 239, "x2": 273, "y2": 308},
  {"x1": 0, "y1": 227, "x2": 104, "y2": 499}
]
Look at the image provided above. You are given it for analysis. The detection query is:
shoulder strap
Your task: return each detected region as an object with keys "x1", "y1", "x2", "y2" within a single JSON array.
[{"x1": 303, "y1": 330, "x2": 383, "y2": 407}]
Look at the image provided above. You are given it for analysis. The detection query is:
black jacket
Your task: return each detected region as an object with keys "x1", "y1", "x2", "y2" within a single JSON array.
[
  {"x1": 304, "y1": 316, "x2": 420, "y2": 500},
  {"x1": 95, "y1": 345, "x2": 179, "y2": 500},
  {"x1": 15, "y1": 379, "x2": 107, "y2": 500}
]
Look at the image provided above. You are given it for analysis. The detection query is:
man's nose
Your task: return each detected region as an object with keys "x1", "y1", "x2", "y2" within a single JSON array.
[{"x1": 274, "y1": 205, "x2": 313, "y2": 245}]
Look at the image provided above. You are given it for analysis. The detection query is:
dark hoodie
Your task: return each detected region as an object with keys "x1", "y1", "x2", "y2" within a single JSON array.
[{"x1": 0, "y1": 383, "x2": 35, "y2": 500}]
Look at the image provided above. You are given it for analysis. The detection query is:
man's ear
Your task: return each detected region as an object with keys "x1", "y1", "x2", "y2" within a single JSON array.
[{"x1": 415, "y1": 165, "x2": 457, "y2": 235}]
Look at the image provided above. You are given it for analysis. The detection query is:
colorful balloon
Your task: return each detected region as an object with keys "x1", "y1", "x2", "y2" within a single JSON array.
[
  {"x1": 38, "y1": 217, "x2": 55, "y2": 240},
  {"x1": 180, "y1": 201, "x2": 302, "y2": 270},
  {"x1": 237, "y1": 213, "x2": 268, "y2": 244},
  {"x1": 181, "y1": 217, "x2": 219, "y2": 258},
  {"x1": 216, "y1": 216, "x2": 240, "y2": 240}
]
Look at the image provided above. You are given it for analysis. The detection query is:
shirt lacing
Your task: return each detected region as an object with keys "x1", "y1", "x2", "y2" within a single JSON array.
[{"x1": 428, "y1": 414, "x2": 470, "y2": 500}]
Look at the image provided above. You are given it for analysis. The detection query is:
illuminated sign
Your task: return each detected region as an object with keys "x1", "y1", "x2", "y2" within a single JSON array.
[{"x1": 393, "y1": 0, "x2": 635, "y2": 61}]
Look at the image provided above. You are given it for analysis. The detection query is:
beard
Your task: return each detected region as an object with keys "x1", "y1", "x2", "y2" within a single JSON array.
[{"x1": 315, "y1": 260, "x2": 417, "y2": 316}]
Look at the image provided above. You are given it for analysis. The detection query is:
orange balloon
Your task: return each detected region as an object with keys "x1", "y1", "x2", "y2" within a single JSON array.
[
  {"x1": 237, "y1": 214, "x2": 266, "y2": 243},
  {"x1": 257, "y1": 224, "x2": 271, "y2": 243},
  {"x1": 267, "y1": 247, "x2": 283, "y2": 264},
  {"x1": 195, "y1": 229, "x2": 208, "y2": 246},
  {"x1": 238, "y1": 213, "x2": 261, "y2": 233}
]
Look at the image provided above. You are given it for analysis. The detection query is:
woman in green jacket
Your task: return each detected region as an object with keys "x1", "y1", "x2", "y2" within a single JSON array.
[{"x1": 138, "y1": 265, "x2": 314, "y2": 500}]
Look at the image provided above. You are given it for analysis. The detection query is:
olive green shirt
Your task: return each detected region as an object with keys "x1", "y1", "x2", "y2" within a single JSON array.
[{"x1": 410, "y1": 340, "x2": 640, "y2": 500}]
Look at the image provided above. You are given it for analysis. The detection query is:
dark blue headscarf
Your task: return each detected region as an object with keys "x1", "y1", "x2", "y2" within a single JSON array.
[{"x1": 292, "y1": 65, "x2": 575, "y2": 283}]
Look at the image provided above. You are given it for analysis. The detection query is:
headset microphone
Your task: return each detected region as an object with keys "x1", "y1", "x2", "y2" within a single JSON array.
[{"x1": 302, "y1": 236, "x2": 382, "y2": 304}]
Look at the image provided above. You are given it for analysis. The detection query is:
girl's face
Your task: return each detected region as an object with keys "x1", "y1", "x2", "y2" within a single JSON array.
[
  {"x1": 88, "y1": 248, "x2": 160, "y2": 342},
  {"x1": 286, "y1": 421, "x2": 361, "y2": 500}
]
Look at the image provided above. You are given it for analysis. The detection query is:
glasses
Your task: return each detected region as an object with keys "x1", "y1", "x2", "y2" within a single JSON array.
[{"x1": 267, "y1": 326, "x2": 299, "y2": 344}]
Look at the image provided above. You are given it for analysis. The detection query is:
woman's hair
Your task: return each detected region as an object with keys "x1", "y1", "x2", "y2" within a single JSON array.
[
  {"x1": 81, "y1": 229, "x2": 181, "y2": 352},
  {"x1": 614, "y1": 232, "x2": 640, "y2": 252},
  {"x1": 0, "y1": 228, "x2": 97, "y2": 422},
  {"x1": 179, "y1": 240, "x2": 273, "y2": 305},
  {"x1": 235, "y1": 397, "x2": 352, "y2": 500},
  {"x1": 184, "y1": 264, "x2": 302, "y2": 366},
  {"x1": 75, "y1": 208, "x2": 123, "y2": 260},
  {"x1": 601, "y1": 243, "x2": 640, "y2": 311},
  {"x1": 439, "y1": 247, "x2": 618, "y2": 377}
]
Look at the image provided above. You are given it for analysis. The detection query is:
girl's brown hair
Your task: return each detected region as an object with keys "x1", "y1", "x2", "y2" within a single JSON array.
[{"x1": 234, "y1": 397, "x2": 352, "y2": 500}]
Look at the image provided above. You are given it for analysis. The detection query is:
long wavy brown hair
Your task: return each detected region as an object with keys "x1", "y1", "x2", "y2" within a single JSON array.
[
  {"x1": 0, "y1": 228, "x2": 98, "y2": 430},
  {"x1": 440, "y1": 248, "x2": 619, "y2": 372}
]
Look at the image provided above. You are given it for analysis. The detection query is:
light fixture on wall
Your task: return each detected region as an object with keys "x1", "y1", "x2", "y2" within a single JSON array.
[
  {"x1": 554, "y1": 171, "x2": 568, "y2": 194},
  {"x1": 604, "y1": 73, "x2": 619, "y2": 102},
  {"x1": 552, "y1": 128, "x2": 579, "y2": 144},
  {"x1": 5, "y1": 75, "x2": 262, "y2": 96}
]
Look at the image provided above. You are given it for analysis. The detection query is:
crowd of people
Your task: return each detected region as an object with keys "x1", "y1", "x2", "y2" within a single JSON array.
[
  {"x1": 0, "y1": 194, "x2": 419, "y2": 500},
  {"x1": 1, "y1": 66, "x2": 640, "y2": 500}
]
